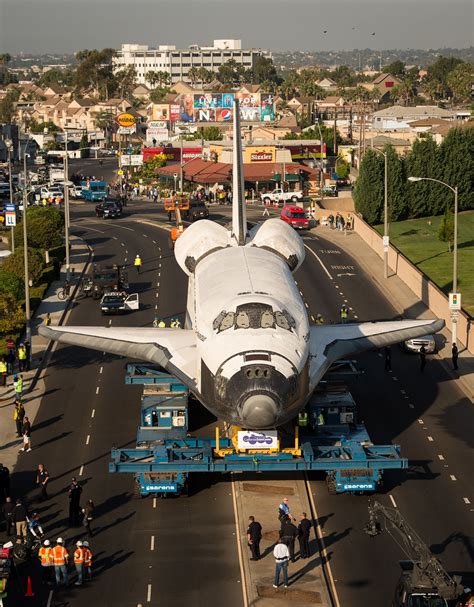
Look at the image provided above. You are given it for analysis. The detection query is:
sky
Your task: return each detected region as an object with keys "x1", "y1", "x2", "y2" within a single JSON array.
[{"x1": 0, "y1": 0, "x2": 473, "y2": 54}]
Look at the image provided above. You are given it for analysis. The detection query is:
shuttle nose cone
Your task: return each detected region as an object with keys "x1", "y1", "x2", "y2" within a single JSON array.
[{"x1": 241, "y1": 395, "x2": 278, "y2": 429}]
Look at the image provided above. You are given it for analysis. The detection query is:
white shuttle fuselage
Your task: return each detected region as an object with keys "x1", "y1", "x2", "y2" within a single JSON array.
[{"x1": 40, "y1": 99, "x2": 444, "y2": 429}]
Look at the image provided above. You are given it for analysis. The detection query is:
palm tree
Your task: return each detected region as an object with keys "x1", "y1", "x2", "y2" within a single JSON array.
[
  {"x1": 0, "y1": 53, "x2": 12, "y2": 67},
  {"x1": 187, "y1": 67, "x2": 199, "y2": 85},
  {"x1": 145, "y1": 71, "x2": 162, "y2": 89}
]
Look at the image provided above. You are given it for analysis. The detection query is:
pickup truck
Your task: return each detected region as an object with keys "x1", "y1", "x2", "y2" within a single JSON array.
[
  {"x1": 100, "y1": 292, "x2": 139, "y2": 315},
  {"x1": 261, "y1": 189, "x2": 303, "y2": 205},
  {"x1": 81, "y1": 180, "x2": 107, "y2": 202}
]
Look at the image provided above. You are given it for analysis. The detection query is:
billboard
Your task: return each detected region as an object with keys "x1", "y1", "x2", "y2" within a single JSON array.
[
  {"x1": 151, "y1": 104, "x2": 170, "y2": 121},
  {"x1": 142, "y1": 146, "x2": 202, "y2": 163},
  {"x1": 287, "y1": 143, "x2": 327, "y2": 159},
  {"x1": 237, "y1": 431, "x2": 278, "y2": 450}
]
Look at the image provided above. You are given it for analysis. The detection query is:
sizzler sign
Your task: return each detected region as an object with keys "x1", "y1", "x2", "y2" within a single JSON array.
[{"x1": 251, "y1": 152, "x2": 273, "y2": 162}]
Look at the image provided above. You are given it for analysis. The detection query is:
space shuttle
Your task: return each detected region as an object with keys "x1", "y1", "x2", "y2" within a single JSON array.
[{"x1": 40, "y1": 100, "x2": 443, "y2": 429}]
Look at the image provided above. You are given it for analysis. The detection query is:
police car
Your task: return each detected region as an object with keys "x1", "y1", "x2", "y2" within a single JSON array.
[{"x1": 100, "y1": 292, "x2": 139, "y2": 315}]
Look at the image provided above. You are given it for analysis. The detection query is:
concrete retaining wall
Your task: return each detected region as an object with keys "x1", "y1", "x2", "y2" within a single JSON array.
[{"x1": 353, "y1": 215, "x2": 473, "y2": 353}]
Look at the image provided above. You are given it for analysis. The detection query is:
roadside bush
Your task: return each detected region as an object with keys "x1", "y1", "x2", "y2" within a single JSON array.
[
  {"x1": 0, "y1": 292, "x2": 24, "y2": 336},
  {"x1": 0, "y1": 268, "x2": 24, "y2": 300},
  {"x1": 11, "y1": 207, "x2": 64, "y2": 252},
  {"x1": 2, "y1": 247, "x2": 46, "y2": 286}
]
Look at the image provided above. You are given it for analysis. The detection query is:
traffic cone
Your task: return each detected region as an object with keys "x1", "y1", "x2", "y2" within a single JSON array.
[{"x1": 25, "y1": 576, "x2": 35, "y2": 597}]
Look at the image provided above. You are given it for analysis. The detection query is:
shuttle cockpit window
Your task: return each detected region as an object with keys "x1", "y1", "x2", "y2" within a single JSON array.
[{"x1": 213, "y1": 305, "x2": 295, "y2": 332}]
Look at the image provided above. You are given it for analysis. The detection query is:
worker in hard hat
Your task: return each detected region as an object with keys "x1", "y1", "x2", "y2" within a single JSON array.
[
  {"x1": 38, "y1": 539, "x2": 53, "y2": 585},
  {"x1": 52, "y1": 537, "x2": 69, "y2": 587},
  {"x1": 134, "y1": 254, "x2": 142, "y2": 273},
  {"x1": 73, "y1": 541, "x2": 85, "y2": 586},
  {"x1": 82, "y1": 541, "x2": 93, "y2": 580},
  {"x1": 170, "y1": 318, "x2": 181, "y2": 329},
  {"x1": 316, "y1": 314, "x2": 324, "y2": 325}
]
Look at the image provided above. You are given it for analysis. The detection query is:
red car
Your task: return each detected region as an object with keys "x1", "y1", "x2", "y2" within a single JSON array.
[{"x1": 280, "y1": 205, "x2": 309, "y2": 229}]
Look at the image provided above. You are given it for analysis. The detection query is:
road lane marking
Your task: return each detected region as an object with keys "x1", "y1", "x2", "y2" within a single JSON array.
[
  {"x1": 231, "y1": 476, "x2": 249, "y2": 607},
  {"x1": 150, "y1": 536, "x2": 155, "y2": 551},
  {"x1": 121, "y1": 242, "x2": 125, "y2": 247},
  {"x1": 79, "y1": 465, "x2": 84, "y2": 476},
  {"x1": 438, "y1": 454, "x2": 445, "y2": 460},
  {"x1": 153, "y1": 240, "x2": 157, "y2": 244},
  {"x1": 408, "y1": 404, "x2": 415, "y2": 408},
  {"x1": 311, "y1": 315, "x2": 315, "y2": 322},
  {"x1": 147, "y1": 584, "x2": 152, "y2": 602},
  {"x1": 304, "y1": 244, "x2": 333, "y2": 280},
  {"x1": 450, "y1": 475, "x2": 457, "y2": 481},
  {"x1": 305, "y1": 302, "x2": 309, "y2": 308},
  {"x1": 153, "y1": 498, "x2": 157, "y2": 509},
  {"x1": 156, "y1": 293, "x2": 159, "y2": 298},
  {"x1": 389, "y1": 495, "x2": 397, "y2": 508},
  {"x1": 99, "y1": 366, "x2": 103, "y2": 374},
  {"x1": 113, "y1": 236, "x2": 118, "y2": 240},
  {"x1": 354, "y1": 315, "x2": 358, "y2": 319},
  {"x1": 47, "y1": 590, "x2": 53, "y2": 607},
  {"x1": 85, "y1": 435, "x2": 90, "y2": 445},
  {"x1": 427, "y1": 436, "x2": 434, "y2": 442},
  {"x1": 91, "y1": 409, "x2": 95, "y2": 418},
  {"x1": 400, "y1": 389, "x2": 406, "y2": 395},
  {"x1": 418, "y1": 419, "x2": 424, "y2": 424},
  {"x1": 108, "y1": 319, "x2": 112, "y2": 326},
  {"x1": 155, "y1": 304, "x2": 158, "y2": 310},
  {"x1": 125, "y1": 249, "x2": 128, "y2": 253},
  {"x1": 96, "y1": 386, "x2": 100, "y2": 395},
  {"x1": 143, "y1": 234, "x2": 148, "y2": 238},
  {"x1": 463, "y1": 497, "x2": 471, "y2": 504},
  {"x1": 299, "y1": 290, "x2": 304, "y2": 296},
  {"x1": 124, "y1": 257, "x2": 128, "y2": 262}
]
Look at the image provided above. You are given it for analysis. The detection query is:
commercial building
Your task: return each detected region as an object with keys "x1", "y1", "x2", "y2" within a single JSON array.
[{"x1": 113, "y1": 40, "x2": 272, "y2": 85}]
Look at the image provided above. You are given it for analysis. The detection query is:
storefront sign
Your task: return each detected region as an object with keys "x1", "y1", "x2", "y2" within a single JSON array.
[
  {"x1": 250, "y1": 152, "x2": 273, "y2": 162},
  {"x1": 116, "y1": 113, "x2": 137, "y2": 128}
]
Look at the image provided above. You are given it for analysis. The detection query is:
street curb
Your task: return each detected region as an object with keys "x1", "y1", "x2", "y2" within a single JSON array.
[{"x1": 0, "y1": 239, "x2": 93, "y2": 401}]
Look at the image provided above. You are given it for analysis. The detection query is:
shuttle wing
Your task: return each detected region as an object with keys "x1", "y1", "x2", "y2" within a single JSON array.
[
  {"x1": 308, "y1": 319, "x2": 444, "y2": 389},
  {"x1": 39, "y1": 325, "x2": 199, "y2": 391}
]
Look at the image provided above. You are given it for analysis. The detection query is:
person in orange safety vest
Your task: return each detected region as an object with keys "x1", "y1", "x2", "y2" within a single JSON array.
[
  {"x1": 38, "y1": 539, "x2": 53, "y2": 585},
  {"x1": 52, "y1": 537, "x2": 69, "y2": 587}
]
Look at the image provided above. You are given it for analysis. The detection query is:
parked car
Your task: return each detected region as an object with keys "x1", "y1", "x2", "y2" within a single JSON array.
[
  {"x1": 280, "y1": 205, "x2": 309, "y2": 230},
  {"x1": 70, "y1": 185, "x2": 83, "y2": 199},
  {"x1": 261, "y1": 189, "x2": 303, "y2": 205},
  {"x1": 96, "y1": 201, "x2": 122, "y2": 218},
  {"x1": 402, "y1": 334, "x2": 436, "y2": 354}
]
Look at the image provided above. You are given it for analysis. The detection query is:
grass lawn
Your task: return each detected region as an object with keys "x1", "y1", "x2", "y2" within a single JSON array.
[{"x1": 375, "y1": 211, "x2": 474, "y2": 317}]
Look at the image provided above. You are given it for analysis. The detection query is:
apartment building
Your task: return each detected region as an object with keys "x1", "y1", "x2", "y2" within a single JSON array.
[{"x1": 113, "y1": 40, "x2": 272, "y2": 84}]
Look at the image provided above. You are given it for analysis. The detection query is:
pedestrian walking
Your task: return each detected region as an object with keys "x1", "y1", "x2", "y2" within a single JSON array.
[
  {"x1": 0, "y1": 358, "x2": 7, "y2": 387},
  {"x1": 38, "y1": 539, "x2": 53, "y2": 585},
  {"x1": 13, "y1": 374, "x2": 23, "y2": 399},
  {"x1": 278, "y1": 497, "x2": 295, "y2": 526},
  {"x1": 36, "y1": 464, "x2": 50, "y2": 501},
  {"x1": 0, "y1": 464, "x2": 10, "y2": 502},
  {"x1": 246, "y1": 516, "x2": 262, "y2": 561},
  {"x1": 82, "y1": 541, "x2": 92, "y2": 580},
  {"x1": 19, "y1": 416, "x2": 32, "y2": 452},
  {"x1": 280, "y1": 515, "x2": 298, "y2": 562},
  {"x1": 2, "y1": 497, "x2": 14, "y2": 537},
  {"x1": 82, "y1": 499, "x2": 94, "y2": 537},
  {"x1": 12, "y1": 498, "x2": 28, "y2": 542},
  {"x1": 384, "y1": 347, "x2": 392, "y2": 372},
  {"x1": 52, "y1": 538, "x2": 69, "y2": 587},
  {"x1": 14, "y1": 400, "x2": 25, "y2": 438},
  {"x1": 74, "y1": 541, "x2": 85, "y2": 585},
  {"x1": 419, "y1": 345, "x2": 426, "y2": 373},
  {"x1": 68, "y1": 478, "x2": 83, "y2": 526},
  {"x1": 273, "y1": 539, "x2": 290, "y2": 589},
  {"x1": 297, "y1": 512, "x2": 312, "y2": 559},
  {"x1": 6, "y1": 348, "x2": 15, "y2": 375},
  {"x1": 452, "y1": 343, "x2": 459, "y2": 371},
  {"x1": 134, "y1": 254, "x2": 142, "y2": 274},
  {"x1": 340, "y1": 304, "x2": 348, "y2": 323}
]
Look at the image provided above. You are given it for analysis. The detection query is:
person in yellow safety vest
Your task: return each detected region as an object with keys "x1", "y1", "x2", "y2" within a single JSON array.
[
  {"x1": 82, "y1": 541, "x2": 92, "y2": 581},
  {"x1": 52, "y1": 538, "x2": 69, "y2": 587},
  {"x1": 0, "y1": 358, "x2": 7, "y2": 387},
  {"x1": 171, "y1": 318, "x2": 181, "y2": 329},
  {"x1": 316, "y1": 314, "x2": 324, "y2": 325},
  {"x1": 42, "y1": 197, "x2": 47, "y2": 207},
  {"x1": 44, "y1": 313, "x2": 51, "y2": 326},
  {"x1": 317, "y1": 410, "x2": 325, "y2": 426},
  {"x1": 298, "y1": 410, "x2": 308, "y2": 427},
  {"x1": 38, "y1": 539, "x2": 53, "y2": 585},
  {"x1": 18, "y1": 343, "x2": 27, "y2": 372},
  {"x1": 73, "y1": 541, "x2": 84, "y2": 586},
  {"x1": 134, "y1": 254, "x2": 142, "y2": 273},
  {"x1": 13, "y1": 374, "x2": 23, "y2": 399},
  {"x1": 340, "y1": 305, "x2": 348, "y2": 323}
]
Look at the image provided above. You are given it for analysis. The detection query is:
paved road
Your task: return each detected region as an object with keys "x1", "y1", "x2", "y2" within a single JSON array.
[
  {"x1": 297, "y1": 231, "x2": 474, "y2": 606},
  {"x1": 6, "y1": 201, "x2": 243, "y2": 607}
]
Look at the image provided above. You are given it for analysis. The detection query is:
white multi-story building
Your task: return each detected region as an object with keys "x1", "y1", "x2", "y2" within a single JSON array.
[{"x1": 113, "y1": 40, "x2": 272, "y2": 85}]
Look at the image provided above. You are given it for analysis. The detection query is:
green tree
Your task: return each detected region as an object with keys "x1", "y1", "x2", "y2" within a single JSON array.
[
  {"x1": 114, "y1": 65, "x2": 137, "y2": 98},
  {"x1": 385, "y1": 144, "x2": 408, "y2": 221},
  {"x1": 2, "y1": 247, "x2": 45, "y2": 286},
  {"x1": 438, "y1": 207, "x2": 455, "y2": 251},
  {"x1": 145, "y1": 71, "x2": 162, "y2": 89},
  {"x1": 12, "y1": 207, "x2": 64, "y2": 252},
  {"x1": 0, "y1": 292, "x2": 24, "y2": 336},
  {"x1": 446, "y1": 62, "x2": 474, "y2": 103},
  {"x1": 0, "y1": 53, "x2": 12, "y2": 66},
  {"x1": 74, "y1": 48, "x2": 115, "y2": 99},
  {"x1": 439, "y1": 126, "x2": 474, "y2": 212},
  {"x1": 335, "y1": 156, "x2": 350, "y2": 180},
  {"x1": 218, "y1": 60, "x2": 239, "y2": 86},
  {"x1": 30, "y1": 120, "x2": 59, "y2": 134},
  {"x1": 251, "y1": 56, "x2": 279, "y2": 84},
  {"x1": 425, "y1": 55, "x2": 463, "y2": 99},
  {"x1": 0, "y1": 268, "x2": 24, "y2": 300},
  {"x1": 149, "y1": 87, "x2": 174, "y2": 103},
  {"x1": 138, "y1": 154, "x2": 167, "y2": 179},
  {"x1": 353, "y1": 149, "x2": 384, "y2": 224},
  {"x1": 383, "y1": 60, "x2": 406, "y2": 77},
  {"x1": 187, "y1": 67, "x2": 199, "y2": 85},
  {"x1": 0, "y1": 91, "x2": 15, "y2": 123},
  {"x1": 38, "y1": 68, "x2": 75, "y2": 88},
  {"x1": 197, "y1": 67, "x2": 214, "y2": 84},
  {"x1": 405, "y1": 137, "x2": 443, "y2": 217},
  {"x1": 190, "y1": 126, "x2": 222, "y2": 141}
]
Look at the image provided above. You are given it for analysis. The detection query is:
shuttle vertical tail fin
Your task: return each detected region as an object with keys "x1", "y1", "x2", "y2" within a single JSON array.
[{"x1": 231, "y1": 99, "x2": 247, "y2": 246}]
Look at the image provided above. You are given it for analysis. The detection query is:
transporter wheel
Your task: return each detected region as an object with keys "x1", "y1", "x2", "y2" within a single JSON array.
[{"x1": 12, "y1": 542, "x2": 29, "y2": 564}]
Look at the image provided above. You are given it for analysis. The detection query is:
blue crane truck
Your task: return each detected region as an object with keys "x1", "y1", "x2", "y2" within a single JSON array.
[{"x1": 80, "y1": 180, "x2": 107, "y2": 202}]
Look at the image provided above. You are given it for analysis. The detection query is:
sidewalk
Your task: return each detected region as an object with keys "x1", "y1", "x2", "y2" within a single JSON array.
[
  {"x1": 0, "y1": 236, "x2": 91, "y2": 470},
  {"x1": 234, "y1": 475, "x2": 332, "y2": 607},
  {"x1": 313, "y1": 225, "x2": 474, "y2": 400}
]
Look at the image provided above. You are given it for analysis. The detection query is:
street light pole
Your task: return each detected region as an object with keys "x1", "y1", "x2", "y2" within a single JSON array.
[
  {"x1": 408, "y1": 176, "x2": 459, "y2": 346},
  {"x1": 6, "y1": 141, "x2": 14, "y2": 253},
  {"x1": 63, "y1": 130, "x2": 71, "y2": 281},
  {"x1": 22, "y1": 140, "x2": 32, "y2": 347}
]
